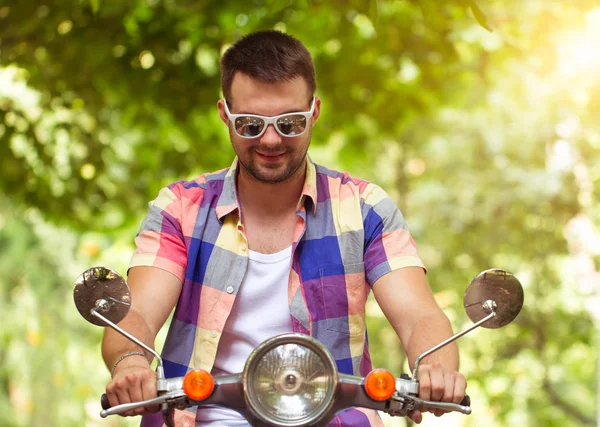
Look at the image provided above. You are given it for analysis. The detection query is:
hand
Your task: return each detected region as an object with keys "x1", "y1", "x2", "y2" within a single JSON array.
[
  {"x1": 409, "y1": 362, "x2": 466, "y2": 424},
  {"x1": 106, "y1": 355, "x2": 158, "y2": 416}
]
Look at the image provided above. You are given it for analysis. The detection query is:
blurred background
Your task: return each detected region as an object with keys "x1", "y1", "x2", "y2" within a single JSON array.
[{"x1": 0, "y1": 0, "x2": 598, "y2": 426}]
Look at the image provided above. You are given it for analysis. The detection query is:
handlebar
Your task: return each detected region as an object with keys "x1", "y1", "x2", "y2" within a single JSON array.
[
  {"x1": 418, "y1": 395, "x2": 471, "y2": 415},
  {"x1": 101, "y1": 393, "x2": 110, "y2": 410},
  {"x1": 100, "y1": 386, "x2": 471, "y2": 417},
  {"x1": 100, "y1": 395, "x2": 171, "y2": 417},
  {"x1": 460, "y1": 395, "x2": 471, "y2": 407},
  {"x1": 99, "y1": 390, "x2": 186, "y2": 418}
]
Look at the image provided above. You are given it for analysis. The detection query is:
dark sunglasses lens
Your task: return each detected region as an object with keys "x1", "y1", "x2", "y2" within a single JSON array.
[
  {"x1": 234, "y1": 116, "x2": 265, "y2": 137},
  {"x1": 276, "y1": 115, "x2": 307, "y2": 136}
]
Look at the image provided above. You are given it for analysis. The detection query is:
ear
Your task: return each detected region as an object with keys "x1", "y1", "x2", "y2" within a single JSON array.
[
  {"x1": 311, "y1": 96, "x2": 322, "y2": 126},
  {"x1": 217, "y1": 99, "x2": 229, "y2": 125}
]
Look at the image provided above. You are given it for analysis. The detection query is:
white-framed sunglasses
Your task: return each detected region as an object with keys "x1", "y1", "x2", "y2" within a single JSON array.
[{"x1": 223, "y1": 98, "x2": 315, "y2": 139}]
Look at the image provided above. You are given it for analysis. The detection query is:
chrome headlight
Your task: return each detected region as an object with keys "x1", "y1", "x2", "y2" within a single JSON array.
[{"x1": 242, "y1": 334, "x2": 338, "y2": 426}]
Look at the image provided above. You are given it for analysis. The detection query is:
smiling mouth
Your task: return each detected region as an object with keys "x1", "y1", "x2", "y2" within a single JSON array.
[{"x1": 256, "y1": 152, "x2": 285, "y2": 159}]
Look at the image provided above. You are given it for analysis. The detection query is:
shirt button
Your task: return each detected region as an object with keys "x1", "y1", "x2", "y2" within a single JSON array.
[
  {"x1": 211, "y1": 330, "x2": 218, "y2": 338},
  {"x1": 240, "y1": 242, "x2": 247, "y2": 251},
  {"x1": 226, "y1": 286, "x2": 234, "y2": 294}
]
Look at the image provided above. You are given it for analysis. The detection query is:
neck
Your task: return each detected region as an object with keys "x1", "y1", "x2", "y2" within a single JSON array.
[{"x1": 236, "y1": 160, "x2": 307, "y2": 217}]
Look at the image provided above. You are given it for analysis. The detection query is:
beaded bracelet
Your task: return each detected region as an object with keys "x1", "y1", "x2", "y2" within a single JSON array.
[{"x1": 111, "y1": 351, "x2": 151, "y2": 378}]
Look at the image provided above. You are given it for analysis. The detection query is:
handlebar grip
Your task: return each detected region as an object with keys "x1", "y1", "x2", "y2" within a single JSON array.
[
  {"x1": 101, "y1": 393, "x2": 111, "y2": 410},
  {"x1": 460, "y1": 395, "x2": 470, "y2": 407}
]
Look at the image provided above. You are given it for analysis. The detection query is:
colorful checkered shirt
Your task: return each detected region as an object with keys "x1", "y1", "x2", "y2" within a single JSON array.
[{"x1": 132, "y1": 156, "x2": 424, "y2": 427}]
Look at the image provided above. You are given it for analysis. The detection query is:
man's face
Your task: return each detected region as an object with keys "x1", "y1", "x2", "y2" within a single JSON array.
[{"x1": 218, "y1": 73, "x2": 320, "y2": 184}]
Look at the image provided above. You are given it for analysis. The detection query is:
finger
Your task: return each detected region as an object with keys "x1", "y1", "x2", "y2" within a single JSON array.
[
  {"x1": 125, "y1": 373, "x2": 145, "y2": 416},
  {"x1": 112, "y1": 377, "x2": 135, "y2": 417},
  {"x1": 105, "y1": 380, "x2": 120, "y2": 409},
  {"x1": 408, "y1": 410, "x2": 423, "y2": 424},
  {"x1": 429, "y1": 363, "x2": 446, "y2": 402},
  {"x1": 453, "y1": 372, "x2": 467, "y2": 404},
  {"x1": 443, "y1": 371, "x2": 455, "y2": 403},
  {"x1": 140, "y1": 370, "x2": 159, "y2": 413},
  {"x1": 432, "y1": 370, "x2": 456, "y2": 417},
  {"x1": 418, "y1": 367, "x2": 432, "y2": 402}
]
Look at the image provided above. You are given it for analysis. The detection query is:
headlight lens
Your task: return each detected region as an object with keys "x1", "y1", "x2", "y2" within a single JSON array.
[{"x1": 243, "y1": 334, "x2": 337, "y2": 426}]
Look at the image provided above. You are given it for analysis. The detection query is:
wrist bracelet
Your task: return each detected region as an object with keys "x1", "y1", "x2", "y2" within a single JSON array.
[{"x1": 111, "y1": 351, "x2": 151, "y2": 378}]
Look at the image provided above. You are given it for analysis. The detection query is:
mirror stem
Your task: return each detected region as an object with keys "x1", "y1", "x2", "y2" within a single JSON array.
[
  {"x1": 90, "y1": 309, "x2": 165, "y2": 381},
  {"x1": 412, "y1": 308, "x2": 496, "y2": 380}
]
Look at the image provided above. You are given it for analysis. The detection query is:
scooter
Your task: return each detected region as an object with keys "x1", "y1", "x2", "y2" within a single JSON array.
[{"x1": 73, "y1": 267, "x2": 524, "y2": 426}]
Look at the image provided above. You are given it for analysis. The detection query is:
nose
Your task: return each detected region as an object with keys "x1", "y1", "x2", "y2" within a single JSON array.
[{"x1": 259, "y1": 124, "x2": 282, "y2": 146}]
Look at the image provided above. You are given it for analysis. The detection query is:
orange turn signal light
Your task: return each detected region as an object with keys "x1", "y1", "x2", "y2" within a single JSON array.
[
  {"x1": 365, "y1": 369, "x2": 396, "y2": 401},
  {"x1": 183, "y1": 369, "x2": 214, "y2": 401}
]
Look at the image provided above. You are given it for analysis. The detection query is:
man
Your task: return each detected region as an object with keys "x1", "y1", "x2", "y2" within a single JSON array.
[{"x1": 103, "y1": 30, "x2": 466, "y2": 426}]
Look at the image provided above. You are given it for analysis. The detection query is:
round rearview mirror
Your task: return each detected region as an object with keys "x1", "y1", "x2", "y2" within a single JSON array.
[
  {"x1": 464, "y1": 269, "x2": 524, "y2": 329},
  {"x1": 73, "y1": 267, "x2": 131, "y2": 326}
]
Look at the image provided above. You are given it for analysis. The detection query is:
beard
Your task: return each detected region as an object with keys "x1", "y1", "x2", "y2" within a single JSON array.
[{"x1": 232, "y1": 128, "x2": 311, "y2": 184}]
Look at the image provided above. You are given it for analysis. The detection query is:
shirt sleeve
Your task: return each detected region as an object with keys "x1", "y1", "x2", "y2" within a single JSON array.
[
  {"x1": 128, "y1": 184, "x2": 188, "y2": 283},
  {"x1": 361, "y1": 183, "x2": 425, "y2": 286}
]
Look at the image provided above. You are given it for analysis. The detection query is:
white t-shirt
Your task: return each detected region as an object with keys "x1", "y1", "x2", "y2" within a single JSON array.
[{"x1": 195, "y1": 246, "x2": 294, "y2": 425}]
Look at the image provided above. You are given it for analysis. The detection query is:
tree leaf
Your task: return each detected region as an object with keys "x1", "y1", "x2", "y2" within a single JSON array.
[
  {"x1": 90, "y1": 0, "x2": 100, "y2": 14},
  {"x1": 468, "y1": 0, "x2": 493, "y2": 31}
]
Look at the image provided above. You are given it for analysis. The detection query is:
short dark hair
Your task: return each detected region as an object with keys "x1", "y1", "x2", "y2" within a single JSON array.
[{"x1": 220, "y1": 30, "x2": 316, "y2": 102}]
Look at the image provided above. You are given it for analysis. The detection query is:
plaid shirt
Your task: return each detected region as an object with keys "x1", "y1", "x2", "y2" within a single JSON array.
[{"x1": 133, "y1": 157, "x2": 424, "y2": 427}]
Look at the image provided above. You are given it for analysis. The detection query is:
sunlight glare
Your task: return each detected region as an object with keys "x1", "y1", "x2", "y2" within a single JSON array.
[
  {"x1": 547, "y1": 139, "x2": 575, "y2": 172},
  {"x1": 557, "y1": 6, "x2": 600, "y2": 76}
]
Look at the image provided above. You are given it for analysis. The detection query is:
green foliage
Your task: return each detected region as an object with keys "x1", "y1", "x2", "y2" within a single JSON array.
[
  {"x1": 0, "y1": 199, "x2": 129, "y2": 426},
  {"x1": 0, "y1": 0, "x2": 480, "y2": 230},
  {"x1": 1, "y1": 1, "x2": 599, "y2": 426}
]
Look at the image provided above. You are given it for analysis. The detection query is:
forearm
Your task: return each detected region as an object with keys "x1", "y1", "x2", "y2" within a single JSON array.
[
  {"x1": 372, "y1": 267, "x2": 460, "y2": 372},
  {"x1": 404, "y1": 311, "x2": 459, "y2": 371},
  {"x1": 101, "y1": 309, "x2": 156, "y2": 371}
]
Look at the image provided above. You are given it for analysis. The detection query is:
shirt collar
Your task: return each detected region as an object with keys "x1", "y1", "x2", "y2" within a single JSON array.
[
  {"x1": 215, "y1": 156, "x2": 318, "y2": 222},
  {"x1": 302, "y1": 155, "x2": 318, "y2": 214}
]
